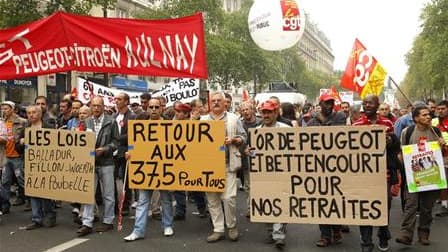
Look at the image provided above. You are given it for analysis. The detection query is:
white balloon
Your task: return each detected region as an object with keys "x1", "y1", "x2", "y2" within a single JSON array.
[{"x1": 248, "y1": 0, "x2": 306, "y2": 51}]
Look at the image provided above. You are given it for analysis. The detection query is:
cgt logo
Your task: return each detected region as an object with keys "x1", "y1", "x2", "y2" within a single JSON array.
[
  {"x1": 283, "y1": 16, "x2": 302, "y2": 31},
  {"x1": 280, "y1": 0, "x2": 302, "y2": 31}
]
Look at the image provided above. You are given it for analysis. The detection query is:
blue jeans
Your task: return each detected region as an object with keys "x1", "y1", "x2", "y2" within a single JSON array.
[
  {"x1": 30, "y1": 197, "x2": 55, "y2": 224},
  {"x1": 190, "y1": 191, "x2": 206, "y2": 211},
  {"x1": 360, "y1": 183, "x2": 392, "y2": 248},
  {"x1": 174, "y1": 191, "x2": 186, "y2": 216},
  {"x1": 82, "y1": 165, "x2": 115, "y2": 227},
  {"x1": 1, "y1": 157, "x2": 24, "y2": 209},
  {"x1": 0, "y1": 185, "x2": 8, "y2": 209},
  {"x1": 132, "y1": 190, "x2": 173, "y2": 237}
]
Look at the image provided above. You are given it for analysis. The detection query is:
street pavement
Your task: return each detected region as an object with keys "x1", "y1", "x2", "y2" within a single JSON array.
[{"x1": 1, "y1": 190, "x2": 448, "y2": 252}]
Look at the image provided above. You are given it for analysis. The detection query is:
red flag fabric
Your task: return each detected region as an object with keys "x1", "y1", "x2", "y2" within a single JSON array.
[
  {"x1": 0, "y1": 12, "x2": 207, "y2": 80},
  {"x1": 242, "y1": 89, "x2": 249, "y2": 102},
  {"x1": 340, "y1": 38, "x2": 387, "y2": 99}
]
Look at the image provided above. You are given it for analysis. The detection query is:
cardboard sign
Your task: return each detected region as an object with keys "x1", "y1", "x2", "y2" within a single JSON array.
[
  {"x1": 128, "y1": 120, "x2": 225, "y2": 192},
  {"x1": 24, "y1": 128, "x2": 96, "y2": 204},
  {"x1": 402, "y1": 141, "x2": 447, "y2": 193},
  {"x1": 249, "y1": 126, "x2": 388, "y2": 226}
]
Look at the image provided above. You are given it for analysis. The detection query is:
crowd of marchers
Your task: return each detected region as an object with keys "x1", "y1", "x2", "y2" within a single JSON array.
[{"x1": 0, "y1": 90, "x2": 447, "y2": 252}]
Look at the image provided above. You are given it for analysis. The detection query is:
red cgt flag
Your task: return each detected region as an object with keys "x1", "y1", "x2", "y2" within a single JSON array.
[{"x1": 340, "y1": 38, "x2": 387, "y2": 99}]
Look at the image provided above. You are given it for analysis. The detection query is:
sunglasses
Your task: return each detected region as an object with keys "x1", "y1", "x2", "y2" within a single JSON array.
[{"x1": 149, "y1": 106, "x2": 160, "y2": 109}]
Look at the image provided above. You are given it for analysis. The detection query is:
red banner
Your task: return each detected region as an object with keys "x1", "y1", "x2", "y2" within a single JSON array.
[
  {"x1": 0, "y1": 12, "x2": 207, "y2": 80},
  {"x1": 340, "y1": 38, "x2": 386, "y2": 99}
]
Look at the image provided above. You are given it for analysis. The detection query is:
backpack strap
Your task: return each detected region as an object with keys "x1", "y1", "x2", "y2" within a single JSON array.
[{"x1": 404, "y1": 124, "x2": 416, "y2": 145}]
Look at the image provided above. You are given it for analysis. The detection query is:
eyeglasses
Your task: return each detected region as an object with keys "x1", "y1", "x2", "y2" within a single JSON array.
[{"x1": 149, "y1": 106, "x2": 160, "y2": 109}]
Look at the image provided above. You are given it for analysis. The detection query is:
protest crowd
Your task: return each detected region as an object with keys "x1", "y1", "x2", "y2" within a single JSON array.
[{"x1": 0, "y1": 90, "x2": 447, "y2": 252}]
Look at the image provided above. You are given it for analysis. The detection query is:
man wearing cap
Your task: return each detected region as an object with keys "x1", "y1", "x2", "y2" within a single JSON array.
[
  {"x1": 0, "y1": 101, "x2": 27, "y2": 213},
  {"x1": 257, "y1": 100, "x2": 290, "y2": 249},
  {"x1": 352, "y1": 94, "x2": 400, "y2": 252},
  {"x1": 201, "y1": 91, "x2": 246, "y2": 243},
  {"x1": 307, "y1": 92, "x2": 346, "y2": 248}
]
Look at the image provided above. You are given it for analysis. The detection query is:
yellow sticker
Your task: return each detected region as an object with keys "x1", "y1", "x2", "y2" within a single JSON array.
[
  {"x1": 430, "y1": 141, "x2": 440, "y2": 150},
  {"x1": 402, "y1": 145, "x2": 413, "y2": 155}
]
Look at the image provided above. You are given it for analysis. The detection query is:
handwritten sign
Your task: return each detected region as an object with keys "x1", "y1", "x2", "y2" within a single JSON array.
[
  {"x1": 24, "y1": 128, "x2": 95, "y2": 204},
  {"x1": 249, "y1": 126, "x2": 388, "y2": 225},
  {"x1": 402, "y1": 141, "x2": 447, "y2": 193},
  {"x1": 128, "y1": 120, "x2": 225, "y2": 192},
  {"x1": 151, "y1": 78, "x2": 199, "y2": 106}
]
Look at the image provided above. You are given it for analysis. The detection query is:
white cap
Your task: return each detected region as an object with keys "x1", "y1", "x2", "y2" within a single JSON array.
[{"x1": 1, "y1": 101, "x2": 15, "y2": 109}]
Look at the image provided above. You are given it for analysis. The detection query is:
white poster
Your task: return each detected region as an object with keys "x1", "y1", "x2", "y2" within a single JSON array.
[
  {"x1": 77, "y1": 78, "x2": 141, "y2": 106},
  {"x1": 77, "y1": 77, "x2": 199, "y2": 107},
  {"x1": 152, "y1": 78, "x2": 199, "y2": 106}
]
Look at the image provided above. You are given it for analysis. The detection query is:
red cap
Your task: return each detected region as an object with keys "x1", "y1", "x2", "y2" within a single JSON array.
[
  {"x1": 174, "y1": 103, "x2": 192, "y2": 112},
  {"x1": 259, "y1": 100, "x2": 278, "y2": 111},
  {"x1": 319, "y1": 93, "x2": 335, "y2": 102}
]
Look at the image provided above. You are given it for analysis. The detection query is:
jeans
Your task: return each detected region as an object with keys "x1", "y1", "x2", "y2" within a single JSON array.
[
  {"x1": 190, "y1": 191, "x2": 206, "y2": 211},
  {"x1": 319, "y1": 224, "x2": 341, "y2": 240},
  {"x1": 360, "y1": 183, "x2": 393, "y2": 248},
  {"x1": 82, "y1": 165, "x2": 115, "y2": 227},
  {"x1": 174, "y1": 191, "x2": 186, "y2": 216},
  {"x1": 0, "y1": 184, "x2": 8, "y2": 209},
  {"x1": 30, "y1": 197, "x2": 56, "y2": 224},
  {"x1": 1, "y1": 157, "x2": 24, "y2": 209},
  {"x1": 132, "y1": 189, "x2": 173, "y2": 237}
]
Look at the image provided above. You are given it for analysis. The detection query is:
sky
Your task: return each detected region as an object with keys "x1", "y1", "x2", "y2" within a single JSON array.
[{"x1": 300, "y1": 0, "x2": 430, "y2": 83}]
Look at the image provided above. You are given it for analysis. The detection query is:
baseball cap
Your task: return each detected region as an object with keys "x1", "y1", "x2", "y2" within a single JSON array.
[
  {"x1": 1, "y1": 101, "x2": 15, "y2": 109},
  {"x1": 319, "y1": 93, "x2": 335, "y2": 102},
  {"x1": 259, "y1": 100, "x2": 278, "y2": 111},
  {"x1": 174, "y1": 103, "x2": 192, "y2": 112}
]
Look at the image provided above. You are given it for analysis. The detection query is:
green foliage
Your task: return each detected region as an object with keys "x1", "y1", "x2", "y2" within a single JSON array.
[
  {"x1": 0, "y1": 0, "x2": 116, "y2": 28},
  {"x1": 0, "y1": 0, "x2": 42, "y2": 28},
  {"x1": 403, "y1": 0, "x2": 448, "y2": 101},
  {"x1": 44, "y1": 0, "x2": 94, "y2": 16}
]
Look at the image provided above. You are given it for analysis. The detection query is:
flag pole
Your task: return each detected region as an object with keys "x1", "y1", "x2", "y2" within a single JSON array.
[{"x1": 389, "y1": 77, "x2": 413, "y2": 106}]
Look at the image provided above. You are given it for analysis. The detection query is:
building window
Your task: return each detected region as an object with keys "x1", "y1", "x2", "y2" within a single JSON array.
[
  {"x1": 226, "y1": 0, "x2": 232, "y2": 12},
  {"x1": 117, "y1": 8, "x2": 128, "y2": 18}
]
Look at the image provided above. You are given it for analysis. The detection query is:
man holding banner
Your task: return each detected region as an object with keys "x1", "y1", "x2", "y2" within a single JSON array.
[
  {"x1": 307, "y1": 91, "x2": 346, "y2": 247},
  {"x1": 256, "y1": 100, "x2": 290, "y2": 249},
  {"x1": 352, "y1": 95, "x2": 399, "y2": 252},
  {"x1": 201, "y1": 92, "x2": 246, "y2": 243},
  {"x1": 123, "y1": 98, "x2": 175, "y2": 241},
  {"x1": 396, "y1": 105, "x2": 446, "y2": 246},
  {"x1": 16, "y1": 105, "x2": 57, "y2": 230}
]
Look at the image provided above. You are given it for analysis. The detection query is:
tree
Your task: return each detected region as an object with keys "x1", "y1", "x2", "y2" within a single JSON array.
[
  {"x1": 0, "y1": 0, "x2": 42, "y2": 28},
  {"x1": 402, "y1": 0, "x2": 448, "y2": 101},
  {"x1": 0, "y1": 0, "x2": 117, "y2": 29}
]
